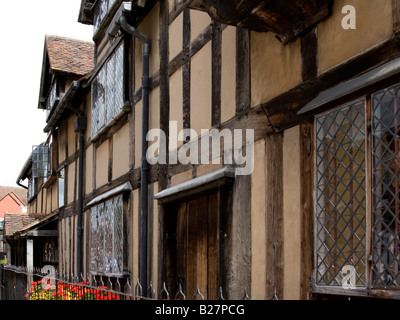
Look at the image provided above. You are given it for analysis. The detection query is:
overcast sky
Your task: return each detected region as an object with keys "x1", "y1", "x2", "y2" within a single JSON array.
[{"x1": 0, "y1": 0, "x2": 93, "y2": 187}]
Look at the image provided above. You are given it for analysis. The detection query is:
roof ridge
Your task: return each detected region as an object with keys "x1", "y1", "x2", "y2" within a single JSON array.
[
  {"x1": 8, "y1": 192, "x2": 26, "y2": 206},
  {"x1": 45, "y1": 34, "x2": 94, "y2": 45}
]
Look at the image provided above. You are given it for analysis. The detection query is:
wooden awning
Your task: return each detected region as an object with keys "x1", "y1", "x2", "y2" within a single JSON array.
[{"x1": 188, "y1": 0, "x2": 333, "y2": 43}]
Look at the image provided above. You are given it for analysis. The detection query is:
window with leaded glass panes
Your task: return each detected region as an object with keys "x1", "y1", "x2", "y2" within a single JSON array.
[
  {"x1": 315, "y1": 82, "x2": 400, "y2": 292},
  {"x1": 315, "y1": 99, "x2": 367, "y2": 288},
  {"x1": 371, "y1": 84, "x2": 400, "y2": 287},
  {"x1": 93, "y1": 0, "x2": 119, "y2": 35},
  {"x1": 91, "y1": 41, "x2": 124, "y2": 137},
  {"x1": 89, "y1": 195, "x2": 124, "y2": 275}
]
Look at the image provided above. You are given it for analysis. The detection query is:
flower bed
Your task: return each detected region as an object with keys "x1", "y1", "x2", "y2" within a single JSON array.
[{"x1": 25, "y1": 278, "x2": 121, "y2": 300}]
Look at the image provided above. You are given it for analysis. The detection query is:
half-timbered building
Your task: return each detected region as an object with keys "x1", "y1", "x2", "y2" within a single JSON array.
[{"x1": 12, "y1": 0, "x2": 400, "y2": 300}]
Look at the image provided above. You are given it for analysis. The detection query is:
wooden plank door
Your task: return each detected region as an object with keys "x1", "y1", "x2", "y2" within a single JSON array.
[{"x1": 175, "y1": 192, "x2": 219, "y2": 300}]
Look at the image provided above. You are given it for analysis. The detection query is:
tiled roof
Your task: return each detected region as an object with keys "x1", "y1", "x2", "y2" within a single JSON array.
[
  {"x1": 3, "y1": 213, "x2": 42, "y2": 237},
  {"x1": 45, "y1": 35, "x2": 94, "y2": 76},
  {"x1": 0, "y1": 186, "x2": 27, "y2": 205}
]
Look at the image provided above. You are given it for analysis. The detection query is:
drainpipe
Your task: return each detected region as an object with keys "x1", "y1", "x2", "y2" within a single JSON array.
[
  {"x1": 67, "y1": 81, "x2": 87, "y2": 281},
  {"x1": 119, "y1": 8, "x2": 150, "y2": 297}
]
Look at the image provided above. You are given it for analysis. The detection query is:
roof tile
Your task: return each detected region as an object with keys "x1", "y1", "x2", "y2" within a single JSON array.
[{"x1": 45, "y1": 35, "x2": 94, "y2": 76}]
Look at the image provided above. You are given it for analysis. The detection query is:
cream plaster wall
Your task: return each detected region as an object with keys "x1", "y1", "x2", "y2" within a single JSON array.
[
  {"x1": 250, "y1": 32, "x2": 302, "y2": 107},
  {"x1": 135, "y1": 3, "x2": 160, "y2": 90},
  {"x1": 221, "y1": 26, "x2": 236, "y2": 124},
  {"x1": 169, "y1": 67, "x2": 183, "y2": 149},
  {"x1": 85, "y1": 144, "x2": 94, "y2": 193},
  {"x1": 134, "y1": 102, "x2": 142, "y2": 168},
  {"x1": 58, "y1": 124, "x2": 67, "y2": 163},
  {"x1": 282, "y1": 125, "x2": 301, "y2": 300},
  {"x1": 317, "y1": 0, "x2": 393, "y2": 74},
  {"x1": 169, "y1": 12, "x2": 183, "y2": 62},
  {"x1": 190, "y1": 41, "x2": 212, "y2": 134},
  {"x1": 67, "y1": 161, "x2": 76, "y2": 204},
  {"x1": 112, "y1": 123, "x2": 130, "y2": 180},
  {"x1": 190, "y1": 10, "x2": 211, "y2": 42},
  {"x1": 251, "y1": 139, "x2": 267, "y2": 299},
  {"x1": 95, "y1": 141, "x2": 109, "y2": 188},
  {"x1": 68, "y1": 116, "x2": 76, "y2": 157}
]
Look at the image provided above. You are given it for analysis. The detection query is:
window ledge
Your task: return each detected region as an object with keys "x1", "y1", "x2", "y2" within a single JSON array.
[
  {"x1": 154, "y1": 166, "x2": 235, "y2": 204},
  {"x1": 313, "y1": 285, "x2": 400, "y2": 300},
  {"x1": 298, "y1": 56, "x2": 400, "y2": 115},
  {"x1": 90, "y1": 103, "x2": 131, "y2": 143},
  {"x1": 86, "y1": 182, "x2": 132, "y2": 207}
]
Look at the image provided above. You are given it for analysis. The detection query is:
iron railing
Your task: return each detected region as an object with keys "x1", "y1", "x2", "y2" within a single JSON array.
[{"x1": 0, "y1": 265, "x2": 259, "y2": 301}]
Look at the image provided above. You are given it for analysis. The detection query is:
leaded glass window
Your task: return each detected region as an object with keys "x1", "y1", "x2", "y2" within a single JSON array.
[
  {"x1": 371, "y1": 84, "x2": 400, "y2": 288},
  {"x1": 32, "y1": 145, "x2": 50, "y2": 179},
  {"x1": 90, "y1": 195, "x2": 124, "y2": 275},
  {"x1": 315, "y1": 99, "x2": 367, "y2": 287},
  {"x1": 91, "y1": 42, "x2": 124, "y2": 137},
  {"x1": 94, "y1": 0, "x2": 118, "y2": 35},
  {"x1": 314, "y1": 81, "x2": 400, "y2": 293}
]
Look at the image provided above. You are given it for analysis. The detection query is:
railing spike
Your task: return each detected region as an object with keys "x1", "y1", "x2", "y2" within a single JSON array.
[
  {"x1": 217, "y1": 287, "x2": 225, "y2": 300},
  {"x1": 174, "y1": 283, "x2": 186, "y2": 300},
  {"x1": 147, "y1": 281, "x2": 155, "y2": 299},
  {"x1": 193, "y1": 285, "x2": 205, "y2": 300},
  {"x1": 159, "y1": 282, "x2": 170, "y2": 300},
  {"x1": 242, "y1": 287, "x2": 251, "y2": 300},
  {"x1": 135, "y1": 279, "x2": 143, "y2": 300}
]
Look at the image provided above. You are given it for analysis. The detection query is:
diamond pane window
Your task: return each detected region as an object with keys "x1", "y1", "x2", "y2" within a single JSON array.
[
  {"x1": 315, "y1": 99, "x2": 367, "y2": 287},
  {"x1": 94, "y1": 0, "x2": 118, "y2": 34},
  {"x1": 89, "y1": 195, "x2": 124, "y2": 275},
  {"x1": 91, "y1": 42, "x2": 124, "y2": 137},
  {"x1": 371, "y1": 84, "x2": 400, "y2": 288}
]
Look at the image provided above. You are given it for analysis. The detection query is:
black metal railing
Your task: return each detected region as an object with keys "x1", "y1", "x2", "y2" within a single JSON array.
[{"x1": 0, "y1": 265, "x2": 264, "y2": 301}]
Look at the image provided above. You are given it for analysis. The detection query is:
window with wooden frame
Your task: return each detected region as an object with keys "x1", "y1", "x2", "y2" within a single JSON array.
[
  {"x1": 91, "y1": 40, "x2": 125, "y2": 137},
  {"x1": 89, "y1": 194, "x2": 126, "y2": 276},
  {"x1": 314, "y1": 82, "x2": 400, "y2": 295},
  {"x1": 93, "y1": 0, "x2": 119, "y2": 35}
]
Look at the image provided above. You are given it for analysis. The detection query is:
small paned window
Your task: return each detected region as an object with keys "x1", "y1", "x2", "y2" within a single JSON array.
[
  {"x1": 89, "y1": 195, "x2": 124, "y2": 275},
  {"x1": 315, "y1": 99, "x2": 367, "y2": 287},
  {"x1": 315, "y1": 82, "x2": 400, "y2": 291},
  {"x1": 371, "y1": 84, "x2": 400, "y2": 287},
  {"x1": 91, "y1": 42, "x2": 124, "y2": 137},
  {"x1": 32, "y1": 145, "x2": 49, "y2": 179},
  {"x1": 94, "y1": 0, "x2": 118, "y2": 34}
]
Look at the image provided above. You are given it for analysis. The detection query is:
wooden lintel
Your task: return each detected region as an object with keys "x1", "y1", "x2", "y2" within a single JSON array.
[{"x1": 27, "y1": 230, "x2": 58, "y2": 237}]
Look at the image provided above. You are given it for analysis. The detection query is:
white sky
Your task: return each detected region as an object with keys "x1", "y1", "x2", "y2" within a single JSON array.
[{"x1": 0, "y1": 0, "x2": 93, "y2": 187}]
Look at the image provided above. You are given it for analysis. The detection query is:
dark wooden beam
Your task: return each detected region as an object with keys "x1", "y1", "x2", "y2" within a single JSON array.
[
  {"x1": 393, "y1": 0, "x2": 400, "y2": 33},
  {"x1": 265, "y1": 133, "x2": 283, "y2": 300},
  {"x1": 236, "y1": 28, "x2": 251, "y2": 116},
  {"x1": 159, "y1": 0, "x2": 170, "y2": 191},
  {"x1": 212, "y1": 21, "x2": 222, "y2": 127},
  {"x1": 299, "y1": 123, "x2": 314, "y2": 300},
  {"x1": 183, "y1": 8, "x2": 191, "y2": 131},
  {"x1": 301, "y1": 27, "x2": 318, "y2": 82}
]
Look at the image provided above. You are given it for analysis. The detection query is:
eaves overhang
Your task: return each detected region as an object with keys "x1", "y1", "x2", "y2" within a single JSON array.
[
  {"x1": 43, "y1": 78, "x2": 90, "y2": 133},
  {"x1": 188, "y1": 0, "x2": 333, "y2": 43}
]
